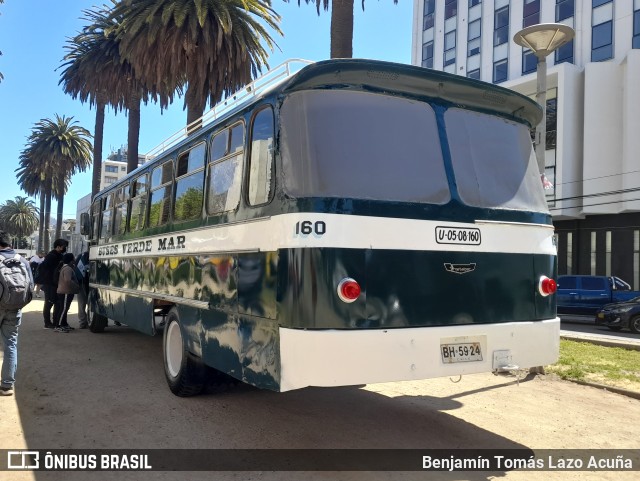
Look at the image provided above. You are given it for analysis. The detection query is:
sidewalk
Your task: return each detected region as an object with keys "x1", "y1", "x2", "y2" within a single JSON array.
[{"x1": 560, "y1": 315, "x2": 640, "y2": 351}]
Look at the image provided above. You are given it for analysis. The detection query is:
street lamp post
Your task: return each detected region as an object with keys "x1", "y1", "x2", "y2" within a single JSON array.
[{"x1": 513, "y1": 23, "x2": 575, "y2": 178}]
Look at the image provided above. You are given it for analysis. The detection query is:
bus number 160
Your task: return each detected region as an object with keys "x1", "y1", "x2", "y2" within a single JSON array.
[{"x1": 295, "y1": 221, "x2": 326, "y2": 236}]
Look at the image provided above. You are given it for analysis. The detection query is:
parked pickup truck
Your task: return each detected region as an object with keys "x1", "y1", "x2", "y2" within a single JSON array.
[{"x1": 557, "y1": 275, "x2": 640, "y2": 315}]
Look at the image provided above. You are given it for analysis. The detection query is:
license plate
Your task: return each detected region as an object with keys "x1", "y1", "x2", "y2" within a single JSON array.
[
  {"x1": 440, "y1": 336, "x2": 485, "y2": 364},
  {"x1": 435, "y1": 226, "x2": 481, "y2": 245}
]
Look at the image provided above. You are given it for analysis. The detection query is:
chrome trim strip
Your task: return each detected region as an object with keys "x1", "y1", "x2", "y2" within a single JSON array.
[
  {"x1": 89, "y1": 284, "x2": 209, "y2": 310},
  {"x1": 474, "y1": 219, "x2": 553, "y2": 228}
]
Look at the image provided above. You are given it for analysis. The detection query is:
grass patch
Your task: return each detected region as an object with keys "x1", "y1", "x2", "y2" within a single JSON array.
[{"x1": 546, "y1": 340, "x2": 640, "y2": 392}]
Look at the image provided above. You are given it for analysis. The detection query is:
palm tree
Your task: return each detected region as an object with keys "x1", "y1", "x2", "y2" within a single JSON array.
[
  {"x1": 109, "y1": 0, "x2": 282, "y2": 128},
  {"x1": 16, "y1": 115, "x2": 92, "y2": 248},
  {"x1": 297, "y1": 0, "x2": 398, "y2": 58},
  {"x1": 0, "y1": 197, "x2": 39, "y2": 247},
  {"x1": 16, "y1": 155, "x2": 50, "y2": 251},
  {"x1": 59, "y1": 3, "x2": 156, "y2": 188}
]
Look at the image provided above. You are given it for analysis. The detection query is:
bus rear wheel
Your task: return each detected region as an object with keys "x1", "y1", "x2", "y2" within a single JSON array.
[
  {"x1": 163, "y1": 308, "x2": 206, "y2": 397},
  {"x1": 88, "y1": 308, "x2": 108, "y2": 333}
]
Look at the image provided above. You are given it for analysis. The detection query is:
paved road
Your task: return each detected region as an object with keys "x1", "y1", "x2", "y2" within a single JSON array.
[
  {"x1": 560, "y1": 315, "x2": 640, "y2": 350},
  {"x1": 1, "y1": 302, "x2": 639, "y2": 481}
]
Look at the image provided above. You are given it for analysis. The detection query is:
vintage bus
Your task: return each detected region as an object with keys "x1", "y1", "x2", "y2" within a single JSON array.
[{"x1": 82, "y1": 59, "x2": 558, "y2": 396}]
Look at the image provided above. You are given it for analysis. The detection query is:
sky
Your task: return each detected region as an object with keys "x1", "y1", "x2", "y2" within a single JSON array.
[{"x1": 0, "y1": 0, "x2": 414, "y2": 220}]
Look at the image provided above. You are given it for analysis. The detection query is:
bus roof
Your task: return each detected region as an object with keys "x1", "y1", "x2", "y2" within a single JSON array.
[{"x1": 280, "y1": 59, "x2": 543, "y2": 128}]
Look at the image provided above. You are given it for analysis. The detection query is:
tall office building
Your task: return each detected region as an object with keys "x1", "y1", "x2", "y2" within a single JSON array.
[{"x1": 412, "y1": 0, "x2": 640, "y2": 287}]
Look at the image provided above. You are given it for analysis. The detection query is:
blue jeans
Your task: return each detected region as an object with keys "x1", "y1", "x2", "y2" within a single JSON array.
[{"x1": 0, "y1": 308, "x2": 21, "y2": 389}]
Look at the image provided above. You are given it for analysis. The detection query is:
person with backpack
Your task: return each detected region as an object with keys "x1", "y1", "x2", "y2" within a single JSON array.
[
  {"x1": 36, "y1": 238, "x2": 68, "y2": 329},
  {"x1": 53, "y1": 253, "x2": 81, "y2": 333},
  {"x1": 0, "y1": 230, "x2": 34, "y2": 396}
]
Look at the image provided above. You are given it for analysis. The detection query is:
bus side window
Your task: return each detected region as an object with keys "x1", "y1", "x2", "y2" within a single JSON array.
[
  {"x1": 247, "y1": 106, "x2": 274, "y2": 206},
  {"x1": 114, "y1": 183, "x2": 129, "y2": 235},
  {"x1": 130, "y1": 174, "x2": 148, "y2": 232},
  {"x1": 207, "y1": 122, "x2": 244, "y2": 215},
  {"x1": 149, "y1": 160, "x2": 174, "y2": 227},
  {"x1": 101, "y1": 193, "x2": 114, "y2": 242},
  {"x1": 91, "y1": 199, "x2": 102, "y2": 242},
  {"x1": 174, "y1": 142, "x2": 206, "y2": 222}
]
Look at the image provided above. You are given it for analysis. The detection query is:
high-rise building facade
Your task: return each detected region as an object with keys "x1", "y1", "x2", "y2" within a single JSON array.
[{"x1": 412, "y1": 0, "x2": 640, "y2": 287}]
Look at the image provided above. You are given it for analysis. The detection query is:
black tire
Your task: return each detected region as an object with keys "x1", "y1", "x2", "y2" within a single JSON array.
[
  {"x1": 163, "y1": 308, "x2": 206, "y2": 397},
  {"x1": 630, "y1": 316, "x2": 640, "y2": 335},
  {"x1": 607, "y1": 326, "x2": 623, "y2": 332},
  {"x1": 88, "y1": 307, "x2": 108, "y2": 333}
]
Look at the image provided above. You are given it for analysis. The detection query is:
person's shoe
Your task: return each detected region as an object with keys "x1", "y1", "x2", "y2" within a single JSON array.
[
  {"x1": 60, "y1": 325, "x2": 75, "y2": 330},
  {"x1": 0, "y1": 387, "x2": 14, "y2": 396},
  {"x1": 44, "y1": 324, "x2": 54, "y2": 329},
  {"x1": 78, "y1": 324, "x2": 88, "y2": 329},
  {"x1": 54, "y1": 327, "x2": 69, "y2": 333}
]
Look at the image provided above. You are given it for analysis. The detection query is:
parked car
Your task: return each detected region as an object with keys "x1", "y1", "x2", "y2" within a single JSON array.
[
  {"x1": 595, "y1": 297, "x2": 640, "y2": 334},
  {"x1": 557, "y1": 275, "x2": 640, "y2": 315}
]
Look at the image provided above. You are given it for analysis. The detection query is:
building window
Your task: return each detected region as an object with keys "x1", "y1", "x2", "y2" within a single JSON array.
[
  {"x1": 121, "y1": 166, "x2": 126, "y2": 171},
  {"x1": 590, "y1": 232, "x2": 597, "y2": 275},
  {"x1": 444, "y1": 30, "x2": 456, "y2": 66},
  {"x1": 493, "y1": 59, "x2": 508, "y2": 83},
  {"x1": 423, "y1": 0, "x2": 435, "y2": 30},
  {"x1": 605, "y1": 231, "x2": 612, "y2": 276},
  {"x1": 556, "y1": 0, "x2": 574, "y2": 21},
  {"x1": 522, "y1": 49, "x2": 537, "y2": 74},
  {"x1": 523, "y1": 0, "x2": 540, "y2": 28},
  {"x1": 469, "y1": 0, "x2": 481, "y2": 6},
  {"x1": 592, "y1": 20, "x2": 613, "y2": 61},
  {"x1": 567, "y1": 232, "x2": 573, "y2": 275},
  {"x1": 634, "y1": 8, "x2": 640, "y2": 49},
  {"x1": 468, "y1": 19, "x2": 481, "y2": 56},
  {"x1": 555, "y1": 39, "x2": 574, "y2": 64},
  {"x1": 592, "y1": 0, "x2": 611, "y2": 7},
  {"x1": 104, "y1": 176, "x2": 118, "y2": 184},
  {"x1": 105, "y1": 165, "x2": 118, "y2": 173},
  {"x1": 445, "y1": 0, "x2": 457, "y2": 20},
  {"x1": 546, "y1": 97, "x2": 557, "y2": 150},
  {"x1": 494, "y1": 6, "x2": 509, "y2": 46},
  {"x1": 467, "y1": 69, "x2": 480, "y2": 79},
  {"x1": 422, "y1": 41, "x2": 434, "y2": 68}
]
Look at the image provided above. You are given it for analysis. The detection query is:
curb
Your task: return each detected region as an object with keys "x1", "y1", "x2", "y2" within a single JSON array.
[
  {"x1": 566, "y1": 378, "x2": 640, "y2": 401},
  {"x1": 560, "y1": 335, "x2": 640, "y2": 351}
]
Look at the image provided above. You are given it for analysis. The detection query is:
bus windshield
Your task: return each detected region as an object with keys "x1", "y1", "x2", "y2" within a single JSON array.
[
  {"x1": 280, "y1": 90, "x2": 450, "y2": 204},
  {"x1": 280, "y1": 89, "x2": 548, "y2": 214},
  {"x1": 444, "y1": 108, "x2": 549, "y2": 213}
]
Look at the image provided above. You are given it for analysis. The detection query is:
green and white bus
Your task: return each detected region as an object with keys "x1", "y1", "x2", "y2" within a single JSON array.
[{"x1": 82, "y1": 59, "x2": 558, "y2": 396}]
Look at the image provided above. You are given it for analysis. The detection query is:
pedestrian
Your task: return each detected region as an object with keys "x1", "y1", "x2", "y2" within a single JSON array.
[
  {"x1": 0, "y1": 231, "x2": 34, "y2": 396},
  {"x1": 53, "y1": 253, "x2": 81, "y2": 333},
  {"x1": 74, "y1": 251, "x2": 89, "y2": 329},
  {"x1": 29, "y1": 251, "x2": 45, "y2": 297},
  {"x1": 36, "y1": 239, "x2": 69, "y2": 329}
]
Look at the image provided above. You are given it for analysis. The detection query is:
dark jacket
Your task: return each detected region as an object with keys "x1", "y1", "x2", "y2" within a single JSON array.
[{"x1": 37, "y1": 249, "x2": 63, "y2": 286}]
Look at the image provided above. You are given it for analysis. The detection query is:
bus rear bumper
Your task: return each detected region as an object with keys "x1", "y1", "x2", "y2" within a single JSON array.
[{"x1": 278, "y1": 318, "x2": 560, "y2": 392}]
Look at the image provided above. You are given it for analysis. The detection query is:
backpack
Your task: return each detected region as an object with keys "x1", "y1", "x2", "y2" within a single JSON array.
[{"x1": 0, "y1": 254, "x2": 33, "y2": 310}]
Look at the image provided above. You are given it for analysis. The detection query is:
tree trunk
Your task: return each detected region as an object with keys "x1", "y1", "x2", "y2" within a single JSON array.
[
  {"x1": 92, "y1": 96, "x2": 106, "y2": 199},
  {"x1": 38, "y1": 187, "x2": 45, "y2": 252},
  {"x1": 186, "y1": 85, "x2": 207, "y2": 135},
  {"x1": 44, "y1": 181, "x2": 52, "y2": 251},
  {"x1": 127, "y1": 89, "x2": 141, "y2": 174},
  {"x1": 330, "y1": 0, "x2": 354, "y2": 58},
  {"x1": 55, "y1": 197, "x2": 64, "y2": 240}
]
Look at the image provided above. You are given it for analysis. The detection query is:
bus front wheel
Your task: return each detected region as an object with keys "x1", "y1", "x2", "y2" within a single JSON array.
[
  {"x1": 88, "y1": 308, "x2": 108, "y2": 333},
  {"x1": 163, "y1": 308, "x2": 205, "y2": 397}
]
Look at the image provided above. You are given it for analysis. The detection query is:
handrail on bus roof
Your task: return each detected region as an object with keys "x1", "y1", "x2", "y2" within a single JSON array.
[{"x1": 145, "y1": 59, "x2": 315, "y2": 159}]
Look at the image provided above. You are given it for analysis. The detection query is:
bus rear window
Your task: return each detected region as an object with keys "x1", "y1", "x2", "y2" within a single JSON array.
[
  {"x1": 444, "y1": 108, "x2": 548, "y2": 213},
  {"x1": 280, "y1": 90, "x2": 449, "y2": 204}
]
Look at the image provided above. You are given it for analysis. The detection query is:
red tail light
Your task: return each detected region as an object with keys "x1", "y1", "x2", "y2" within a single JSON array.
[
  {"x1": 337, "y1": 278, "x2": 361, "y2": 303},
  {"x1": 538, "y1": 276, "x2": 557, "y2": 296}
]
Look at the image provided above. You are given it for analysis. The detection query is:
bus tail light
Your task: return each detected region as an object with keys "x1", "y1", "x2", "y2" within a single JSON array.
[
  {"x1": 337, "y1": 278, "x2": 361, "y2": 303},
  {"x1": 538, "y1": 276, "x2": 557, "y2": 297}
]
